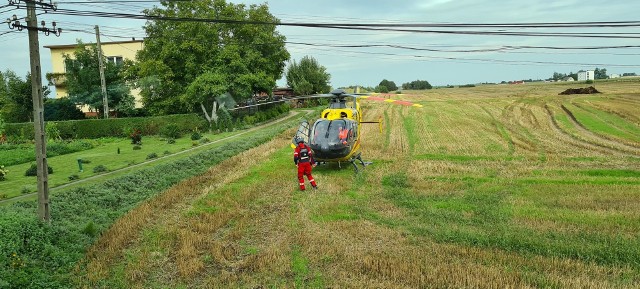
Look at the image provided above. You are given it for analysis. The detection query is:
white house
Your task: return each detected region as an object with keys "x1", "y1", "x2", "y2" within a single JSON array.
[
  {"x1": 577, "y1": 70, "x2": 595, "y2": 81},
  {"x1": 610, "y1": 73, "x2": 621, "y2": 79}
]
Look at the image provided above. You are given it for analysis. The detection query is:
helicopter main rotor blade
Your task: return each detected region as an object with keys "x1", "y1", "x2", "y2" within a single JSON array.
[
  {"x1": 229, "y1": 94, "x2": 330, "y2": 111},
  {"x1": 358, "y1": 95, "x2": 424, "y2": 108}
]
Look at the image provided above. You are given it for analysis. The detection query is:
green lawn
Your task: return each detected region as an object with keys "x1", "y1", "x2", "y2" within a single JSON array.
[{"x1": 0, "y1": 131, "x2": 237, "y2": 199}]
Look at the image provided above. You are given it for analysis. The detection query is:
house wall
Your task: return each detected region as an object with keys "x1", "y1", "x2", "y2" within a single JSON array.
[
  {"x1": 46, "y1": 41, "x2": 144, "y2": 109},
  {"x1": 578, "y1": 70, "x2": 595, "y2": 81}
]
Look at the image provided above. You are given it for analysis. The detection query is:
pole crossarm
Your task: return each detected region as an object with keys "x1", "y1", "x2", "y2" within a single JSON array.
[
  {"x1": 7, "y1": 16, "x2": 62, "y2": 36},
  {"x1": 8, "y1": 0, "x2": 57, "y2": 10}
]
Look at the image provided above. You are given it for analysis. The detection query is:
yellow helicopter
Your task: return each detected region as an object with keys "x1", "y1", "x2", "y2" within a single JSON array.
[{"x1": 290, "y1": 89, "x2": 422, "y2": 172}]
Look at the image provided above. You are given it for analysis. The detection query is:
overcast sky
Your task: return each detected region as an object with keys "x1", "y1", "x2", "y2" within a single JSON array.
[{"x1": 1, "y1": 0, "x2": 639, "y2": 97}]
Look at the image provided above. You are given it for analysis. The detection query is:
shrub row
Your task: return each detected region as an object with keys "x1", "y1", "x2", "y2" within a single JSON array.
[
  {"x1": 4, "y1": 114, "x2": 207, "y2": 140},
  {"x1": 0, "y1": 115, "x2": 301, "y2": 288},
  {"x1": 5, "y1": 105, "x2": 290, "y2": 141}
]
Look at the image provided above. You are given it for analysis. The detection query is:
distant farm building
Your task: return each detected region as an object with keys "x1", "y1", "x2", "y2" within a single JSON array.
[
  {"x1": 577, "y1": 70, "x2": 595, "y2": 81},
  {"x1": 610, "y1": 74, "x2": 621, "y2": 79},
  {"x1": 562, "y1": 76, "x2": 575, "y2": 82},
  {"x1": 273, "y1": 87, "x2": 295, "y2": 98}
]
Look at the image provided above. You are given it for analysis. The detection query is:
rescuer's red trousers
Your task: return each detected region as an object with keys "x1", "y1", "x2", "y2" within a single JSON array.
[{"x1": 297, "y1": 162, "x2": 316, "y2": 190}]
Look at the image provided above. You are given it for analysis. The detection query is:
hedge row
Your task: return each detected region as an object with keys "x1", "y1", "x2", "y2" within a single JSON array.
[
  {"x1": 4, "y1": 114, "x2": 208, "y2": 140},
  {"x1": 0, "y1": 115, "x2": 304, "y2": 288}
]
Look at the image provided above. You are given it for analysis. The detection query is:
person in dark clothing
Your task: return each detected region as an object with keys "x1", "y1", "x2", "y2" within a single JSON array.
[{"x1": 293, "y1": 138, "x2": 317, "y2": 191}]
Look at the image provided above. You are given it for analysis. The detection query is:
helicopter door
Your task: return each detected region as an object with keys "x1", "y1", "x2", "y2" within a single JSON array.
[{"x1": 291, "y1": 120, "x2": 311, "y2": 148}]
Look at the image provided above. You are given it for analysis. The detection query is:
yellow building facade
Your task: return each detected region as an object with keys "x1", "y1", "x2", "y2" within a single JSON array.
[{"x1": 44, "y1": 40, "x2": 144, "y2": 109}]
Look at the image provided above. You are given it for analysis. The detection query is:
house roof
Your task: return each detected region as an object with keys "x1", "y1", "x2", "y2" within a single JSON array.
[{"x1": 44, "y1": 40, "x2": 143, "y2": 49}]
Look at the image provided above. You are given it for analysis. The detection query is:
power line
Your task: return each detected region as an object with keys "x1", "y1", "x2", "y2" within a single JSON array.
[{"x1": 37, "y1": 6, "x2": 640, "y2": 29}]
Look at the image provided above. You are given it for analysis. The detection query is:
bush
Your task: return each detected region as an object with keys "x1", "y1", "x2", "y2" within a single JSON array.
[
  {"x1": 82, "y1": 221, "x2": 97, "y2": 237},
  {"x1": 93, "y1": 165, "x2": 108, "y2": 173},
  {"x1": 191, "y1": 131, "x2": 202, "y2": 140},
  {"x1": 4, "y1": 114, "x2": 207, "y2": 140},
  {"x1": 132, "y1": 145, "x2": 141, "y2": 150},
  {"x1": 0, "y1": 165, "x2": 8, "y2": 181},
  {"x1": 68, "y1": 174, "x2": 80, "y2": 181},
  {"x1": 129, "y1": 128, "x2": 142, "y2": 145},
  {"x1": 163, "y1": 150, "x2": 171, "y2": 155},
  {"x1": 586, "y1": 80, "x2": 594, "y2": 84},
  {"x1": 25, "y1": 163, "x2": 53, "y2": 176},
  {"x1": 146, "y1": 152, "x2": 158, "y2": 160},
  {"x1": 20, "y1": 186, "x2": 31, "y2": 194},
  {"x1": 167, "y1": 138, "x2": 176, "y2": 144},
  {"x1": 160, "y1": 123, "x2": 182, "y2": 139},
  {"x1": 199, "y1": 138, "x2": 210, "y2": 144}
]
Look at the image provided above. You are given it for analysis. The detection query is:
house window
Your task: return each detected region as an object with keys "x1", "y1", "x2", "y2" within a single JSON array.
[{"x1": 107, "y1": 56, "x2": 124, "y2": 66}]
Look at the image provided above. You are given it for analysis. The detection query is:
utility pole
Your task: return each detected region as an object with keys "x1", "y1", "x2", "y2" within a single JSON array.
[
  {"x1": 7, "y1": 0, "x2": 61, "y2": 222},
  {"x1": 95, "y1": 25, "x2": 109, "y2": 119}
]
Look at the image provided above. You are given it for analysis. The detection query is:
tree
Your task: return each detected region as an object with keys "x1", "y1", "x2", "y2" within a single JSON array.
[
  {"x1": 181, "y1": 71, "x2": 228, "y2": 131},
  {"x1": 44, "y1": 98, "x2": 85, "y2": 121},
  {"x1": 552, "y1": 72, "x2": 567, "y2": 81},
  {"x1": 402, "y1": 80, "x2": 432, "y2": 90},
  {"x1": 375, "y1": 85, "x2": 389, "y2": 93},
  {"x1": 136, "y1": 0, "x2": 290, "y2": 115},
  {"x1": 63, "y1": 41, "x2": 134, "y2": 117},
  {"x1": 0, "y1": 70, "x2": 49, "y2": 123},
  {"x1": 594, "y1": 67, "x2": 608, "y2": 79},
  {"x1": 378, "y1": 79, "x2": 398, "y2": 91},
  {"x1": 286, "y1": 56, "x2": 331, "y2": 95}
]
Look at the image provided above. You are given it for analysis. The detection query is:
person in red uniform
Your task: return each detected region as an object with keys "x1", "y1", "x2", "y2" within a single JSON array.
[{"x1": 294, "y1": 138, "x2": 317, "y2": 191}]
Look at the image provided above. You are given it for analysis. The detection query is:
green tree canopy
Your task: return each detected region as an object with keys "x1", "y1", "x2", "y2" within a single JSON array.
[
  {"x1": 136, "y1": 0, "x2": 290, "y2": 115},
  {"x1": 0, "y1": 70, "x2": 49, "y2": 123},
  {"x1": 378, "y1": 79, "x2": 398, "y2": 91},
  {"x1": 375, "y1": 85, "x2": 389, "y2": 93},
  {"x1": 402, "y1": 80, "x2": 432, "y2": 90},
  {"x1": 44, "y1": 98, "x2": 85, "y2": 121},
  {"x1": 63, "y1": 41, "x2": 134, "y2": 117},
  {"x1": 286, "y1": 55, "x2": 331, "y2": 95},
  {"x1": 594, "y1": 67, "x2": 608, "y2": 79}
]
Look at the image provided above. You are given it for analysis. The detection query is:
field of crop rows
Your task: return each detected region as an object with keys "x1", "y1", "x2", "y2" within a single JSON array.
[{"x1": 79, "y1": 80, "x2": 639, "y2": 288}]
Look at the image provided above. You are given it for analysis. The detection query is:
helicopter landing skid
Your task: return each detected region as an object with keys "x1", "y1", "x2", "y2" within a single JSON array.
[{"x1": 350, "y1": 154, "x2": 370, "y2": 173}]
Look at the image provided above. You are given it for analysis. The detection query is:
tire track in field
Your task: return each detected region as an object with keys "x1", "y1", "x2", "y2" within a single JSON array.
[
  {"x1": 560, "y1": 104, "x2": 640, "y2": 154},
  {"x1": 570, "y1": 100, "x2": 640, "y2": 146},
  {"x1": 587, "y1": 100, "x2": 640, "y2": 126},
  {"x1": 486, "y1": 100, "x2": 544, "y2": 157},
  {"x1": 543, "y1": 104, "x2": 630, "y2": 156},
  {"x1": 476, "y1": 104, "x2": 515, "y2": 157}
]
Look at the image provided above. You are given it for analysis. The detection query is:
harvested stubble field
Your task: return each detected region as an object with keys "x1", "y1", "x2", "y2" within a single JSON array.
[{"x1": 78, "y1": 80, "x2": 640, "y2": 288}]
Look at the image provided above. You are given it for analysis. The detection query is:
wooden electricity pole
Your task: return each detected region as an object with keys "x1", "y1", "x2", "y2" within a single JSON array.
[
  {"x1": 26, "y1": 0, "x2": 50, "y2": 221},
  {"x1": 95, "y1": 25, "x2": 109, "y2": 119},
  {"x1": 8, "y1": 0, "x2": 62, "y2": 221}
]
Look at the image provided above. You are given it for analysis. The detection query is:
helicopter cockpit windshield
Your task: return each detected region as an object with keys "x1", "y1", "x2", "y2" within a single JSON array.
[{"x1": 309, "y1": 118, "x2": 358, "y2": 159}]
